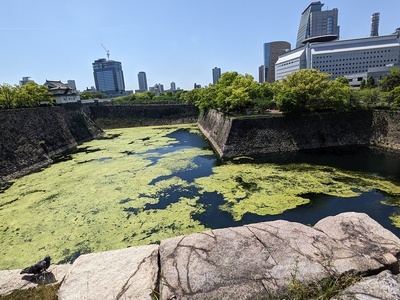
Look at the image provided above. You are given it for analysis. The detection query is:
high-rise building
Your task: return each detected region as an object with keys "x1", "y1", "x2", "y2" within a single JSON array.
[
  {"x1": 170, "y1": 82, "x2": 176, "y2": 91},
  {"x1": 258, "y1": 65, "x2": 265, "y2": 83},
  {"x1": 371, "y1": 13, "x2": 380, "y2": 37},
  {"x1": 263, "y1": 41, "x2": 291, "y2": 82},
  {"x1": 137, "y1": 71, "x2": 148, "y2": 92},
  {"x1": 296, "y1": 1, "x2": 339, "y2": 48},
  {"x1": 92, "y1": 58, "x2": 125, "y2": 97},
  {"x1": 212, "y1": 67, "x2": 221, "y2": 84}
]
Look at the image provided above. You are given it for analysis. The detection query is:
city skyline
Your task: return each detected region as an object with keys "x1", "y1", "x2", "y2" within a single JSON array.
[{"x1": 0, "y1": 1, "x2": 399, "y2": 91}]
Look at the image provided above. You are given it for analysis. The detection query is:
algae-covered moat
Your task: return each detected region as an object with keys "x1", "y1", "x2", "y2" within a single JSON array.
[{"x1": 1, "y1": 124, "x2": 400, "y2": 270}]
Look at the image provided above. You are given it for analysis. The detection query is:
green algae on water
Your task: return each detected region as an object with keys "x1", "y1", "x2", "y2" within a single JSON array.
[
  {"x1": 0, "y1": 124, "x2": 209, "y2": 270},
  {"x1": 194, "y1": 162, "x2": 400, "y2": 221},
  {"x1": 1, "y1": 124, "x2": 400, "y2": 270}
]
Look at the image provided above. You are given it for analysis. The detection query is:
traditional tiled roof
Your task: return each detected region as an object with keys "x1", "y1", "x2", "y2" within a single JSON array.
[{"x1": 44, "y1": 80, "x2": 70, "y2": 91}]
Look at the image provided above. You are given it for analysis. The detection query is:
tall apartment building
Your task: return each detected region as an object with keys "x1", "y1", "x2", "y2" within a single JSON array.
[
  {"x1": 137, "y1": 71, "x2": 148, "y2": 92},
  {"x1": 258, "y1": 65, "x2": 265, "y2": 83},
  {"x1": 212, "y1": 67, "x2": 221, "y2": 84},
  {"x1": 296, "y1": 1, "x2": 339, "y2": 48},
  {"x1": 92, "y1": 58, "x2": 125, "y2": 97},
  {"x1": 263, "y1": 41, "x2": 291, "y2": 82}
]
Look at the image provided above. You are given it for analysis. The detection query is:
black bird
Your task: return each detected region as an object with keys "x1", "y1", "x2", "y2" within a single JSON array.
[{"x1": 20, "y1": 255, "x2": 51, "y2": 275}]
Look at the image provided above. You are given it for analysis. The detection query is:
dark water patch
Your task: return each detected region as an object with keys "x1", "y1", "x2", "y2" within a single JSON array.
[
  {"x1": 97, "y1": 133, "x2": 121, "y2": 140},
  {"x1": 123, "y1": 205, "x2": 143, "y2": 219},
  {"x1": 238, "y1": 146, "x2": 400, "y2": 181},
  {"x1": 119, "y1": 198, "x2": 131, "y2": 204},
  {"x1": 97, "y1": 157, "x2": 111, "y2": 162},
  {"x1": 192, "y1": 192, "x2": 236, "y2": 228},
  {"x1": 237, "y1": 190, "x2": 400, "y2": 236},
  {"x1": 0, "y1": 198, "x2": 19, "y2": 209},
  {"x1": 134, "y1": 129, "x2": 213, "y2": 158},
  {"x1": 53, "y1": 147, "x2": 105, "y2": 164},
  {"x1": 235, "y1": 176, "x2": 260, "y2": 192},
  {"x1": 58, "y1": 243, "x2": 92, "y2": 264},
  {"x1": 0, "y1": 182, "x2": 14, "y2": 194},
  {"x1": 76, "y1": 156, "x2": 112, "y2": 164},
  {"x1": 165, "y1": 129, "x2": 212, "y2": 150},
  {"x1": 144, "y1": 185, "x2": 199, "y2": 210},
  {"x1": 192, "y1": 189, "x2": 400, "y2": 237},
  {"x1": 35, "y1": 194, "x2": 58, "y2": 205}
]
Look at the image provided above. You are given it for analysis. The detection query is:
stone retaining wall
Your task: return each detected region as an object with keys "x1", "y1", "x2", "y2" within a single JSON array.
[
  {"x1": 198, "y1": 109, "x2": 400, "y2": 158},
  {"x1": 0, "y1": 107, "x2": 103, "y2": 182},
  {"x1": 85, "y1": 104, "x2": 199, "y2": 129}
]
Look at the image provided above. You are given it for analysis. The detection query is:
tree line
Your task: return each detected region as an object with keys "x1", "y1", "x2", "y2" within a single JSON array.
[
  {"x1": 1, "y1": 68, "x2": 400, "y2": 113},
  {"x1": 180, "y1": 68, "x2": 400, "y2": 114}
]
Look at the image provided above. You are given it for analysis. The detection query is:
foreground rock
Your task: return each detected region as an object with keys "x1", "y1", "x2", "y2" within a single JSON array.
[
  {"x1": 335, "y1": 270, "x2": 400, "y2": 299},
  {"x1": 0, "y1": 264, "x2": 70, "y2": 296},
  {"x1": 1, "y1": 213, "x2": 400, "y2": 299},
  {"x1": 159, "y1": 212, "x2": 400, "y2": 299},
  {"x1": 58, "y1": 245, "x2": 159, "y2": 300}
]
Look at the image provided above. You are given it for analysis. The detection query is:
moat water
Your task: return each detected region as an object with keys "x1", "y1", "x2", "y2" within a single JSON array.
[{"x1": 1, "y1": 124, "x2": 400, "y2": 269}]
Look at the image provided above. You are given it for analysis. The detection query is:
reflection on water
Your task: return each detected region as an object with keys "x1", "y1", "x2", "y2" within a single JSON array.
[{"x1": 1, "y1": 124, "x2": 400, "y2": 270}]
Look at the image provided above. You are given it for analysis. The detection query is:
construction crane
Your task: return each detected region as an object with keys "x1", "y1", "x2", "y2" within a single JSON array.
[{"x1": 101, "y1": 44, "x2": 110, "y2": 60}]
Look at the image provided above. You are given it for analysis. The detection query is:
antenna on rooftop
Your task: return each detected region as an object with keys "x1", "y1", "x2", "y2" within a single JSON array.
[{"x1": 101, "y1": 44, "x2": 110, "y2": 60}]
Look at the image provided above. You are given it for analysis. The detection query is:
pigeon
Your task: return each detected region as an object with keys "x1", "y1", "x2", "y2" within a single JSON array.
[{"x1": 20, "y1": 255, "x2": 51, "y2": 275}]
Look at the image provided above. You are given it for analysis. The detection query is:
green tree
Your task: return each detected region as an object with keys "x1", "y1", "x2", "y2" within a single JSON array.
[
  {"x1": 380, "y1": 68, "x2": 400, "y2": 92},
  {"x1": 360, "y1": 79, "x2": 366, "y2": 89},
  {"x1": 274, "y1": 69, "x2": 351, "y2": 113},
  {"x1": 366, "y1": 76, "x2": 376, "y2": 88},
  {"x1": 391, "y1": 86, "x2": 400, "y2": 109},
  {"x1": 17, "y1": 82, "x2": 53, "y2": 107},
  {"x1": 274, "y1": 69, "x2": 326, "y2": 113},
  {"x1": 336, "y1": 76, "x2": 350, "y2": 86},
  {"x1": 0, "y1": 84, "x2": 18, "y2": 108},
  {"x1": 80, "y1": 91, "x2": 107, "y2": 100},
  {"x1": 214, "y1": 72, "x2": 258, "y2": 113},
  {"x1": 356, "y1": 88, "x2": 381, "y2": 108},
  {"x1": 252, "y1": 81, "x2": 275, "y2": 111}
]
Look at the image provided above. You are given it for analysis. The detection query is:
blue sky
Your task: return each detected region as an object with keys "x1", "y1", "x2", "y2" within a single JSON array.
[{"x1": 0, "y1": 0, "x2": 399, "y2": 91}]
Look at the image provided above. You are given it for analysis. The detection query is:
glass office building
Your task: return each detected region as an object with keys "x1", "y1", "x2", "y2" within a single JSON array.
[
  {"x1": 137, "y1": 71, "x2": 148, "y2": 92},
  {"x1": 93, "y1": 59, "x2": 125, "y2": 97},
  {"x1": 296, "y1": 1, "x2": 339, "y2": 48}
]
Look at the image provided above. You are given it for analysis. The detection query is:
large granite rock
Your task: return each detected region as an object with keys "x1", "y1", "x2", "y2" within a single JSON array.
[
  {"x1": 2, "y1": 213, "x2": 400, "y2": 299},
  {"x1": 58, "y1": 245, "x2": 159, "y2": 300},
  {"x1": 0, "y1": 264, "x2": 70, "y2": 296},
  {"x1": 335, "y1": 270, "x2": 400, "y2": 299},
  {"x1": 159, "y1": 212, "x2": 400, "y2": 299}
]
